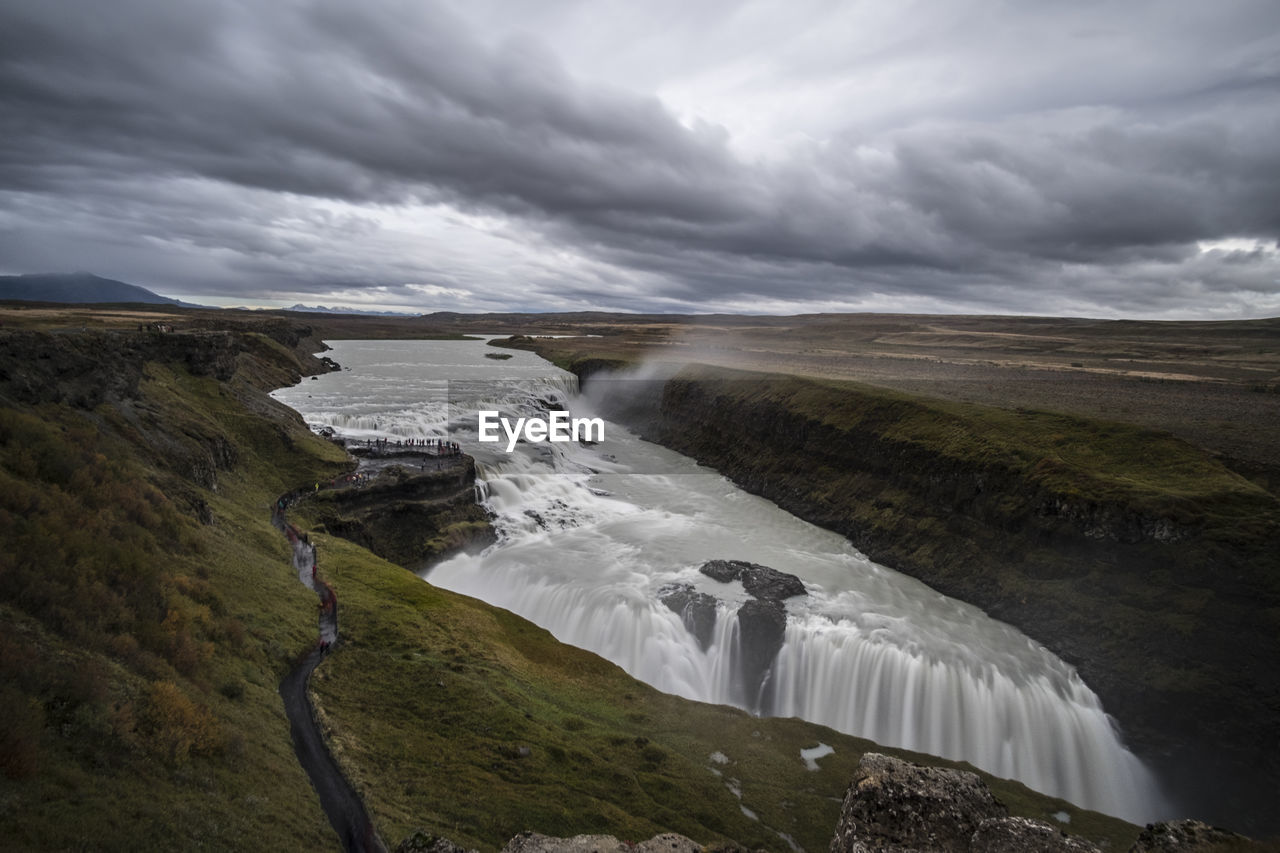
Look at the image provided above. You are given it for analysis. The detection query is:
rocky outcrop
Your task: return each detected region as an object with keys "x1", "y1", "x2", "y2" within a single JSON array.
[
  {"x1": 395, "y1": 830, "x2": 704, "y2": 853},
  {"x1": 694, "y1": 559, "x2": 806, "y2": 712},
  {"x1": 700, "y1": 559, "x2": 806, "y2": 600},
  {"x1": 503, "y1": 832, "x2": 702, "y2": 853},
  {"x1": 0, "y1": 328, "x2": 240, "y2": 409},
  {"x1": 1127, "y1": 820, "x2": 1253, "y2": 852},
  {"x1": 830, "y1": 754, "x2": 1100, "y2": 853},
  {"x1": 395, "y1": 831, "x2": 477, "y2": 853},
  {"x1": 657, "y1": 583, "x2": 719, "y2": 651},
  {"x1": 313, "y1": 458, "x2": 493, "y2": 568},
  {"x1": 970, "y1": 819, "x2": 1100, "y2": 853},
  {"x1": 734, "y1": 598, "x2": 787, "y2": 712}
]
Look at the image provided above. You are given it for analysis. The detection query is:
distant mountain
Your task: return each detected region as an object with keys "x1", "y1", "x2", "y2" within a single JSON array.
[
  {"x1": 0, "y1": 272, "x2": 205, "y2": 307},
  {"x1": 285, "y1": 303, "x2": 419, "y2": 317}
]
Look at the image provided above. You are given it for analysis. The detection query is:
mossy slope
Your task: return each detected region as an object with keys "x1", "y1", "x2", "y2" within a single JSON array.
[{"x1": 0, "y1": 330, "x2": 349, "y2": 850}]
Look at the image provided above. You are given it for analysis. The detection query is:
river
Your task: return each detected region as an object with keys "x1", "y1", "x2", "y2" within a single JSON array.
[{"x1": 271, "y1": 338, "x2": 1165, "y2": 823}]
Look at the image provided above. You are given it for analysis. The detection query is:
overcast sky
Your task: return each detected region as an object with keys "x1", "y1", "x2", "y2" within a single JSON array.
[{"x1": 2, "y1": 0, "x2": 1279, "y2": 317}]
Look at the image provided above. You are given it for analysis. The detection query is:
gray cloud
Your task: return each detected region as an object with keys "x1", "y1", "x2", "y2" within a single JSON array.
[{"x1": 1, "y1": 0, "x2": 1278, "y2": 316}]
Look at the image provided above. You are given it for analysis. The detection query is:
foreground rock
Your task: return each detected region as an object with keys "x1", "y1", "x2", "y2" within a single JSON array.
[
  {"x1": 395, "y1": 831, "x2": 477, "y2": 853},
  {"x1": 504, "y1": 831, "x2": 702, "y2": 853},
  {"x1": 830, "y1": 753, "x2": 1101, "y2": 853},
  {"x1": 395, "y1": 831, "x2": 702, "y2": 853},
  {"x1": 1128, "y1": 819, "x2": 1254, "y2": 852}
]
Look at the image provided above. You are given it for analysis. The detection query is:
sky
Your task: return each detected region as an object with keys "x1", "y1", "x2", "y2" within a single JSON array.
[{"x1": 2, "y1": 0, "x2": 1279, "y2": 318}]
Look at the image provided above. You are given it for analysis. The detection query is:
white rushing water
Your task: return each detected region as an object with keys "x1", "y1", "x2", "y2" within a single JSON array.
[{"x1": 272, "y1": 339, "x2": 1165, "y2": 822}]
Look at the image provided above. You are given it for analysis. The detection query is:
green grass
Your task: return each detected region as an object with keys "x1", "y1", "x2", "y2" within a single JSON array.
[
  {"x1": 673, "y1": 364, "x2": 1277, "y2": 537},
  {"x1": 0, "y1": 372, "x2": 346, "y2": 848}
]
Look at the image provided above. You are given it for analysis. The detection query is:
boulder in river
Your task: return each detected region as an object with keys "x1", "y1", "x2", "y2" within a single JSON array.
[
  {"x1": 736, "y1": 598, "x2": 787, "y2": 712},
  {"x1": 700, "y1": 559, "x2": 806, "y2": 600},
  {"x1": 657, "y1": 583, "x2": 719, "y2": 651}
]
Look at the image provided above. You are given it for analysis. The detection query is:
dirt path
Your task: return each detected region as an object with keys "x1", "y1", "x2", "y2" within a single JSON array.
[{"x1": 272, "y1": 502, "x2": 385, "y2": 853}]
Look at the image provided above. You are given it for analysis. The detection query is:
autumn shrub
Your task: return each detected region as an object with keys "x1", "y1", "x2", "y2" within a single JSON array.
[
  {"x1": 139, "y1": 681, "x2": 224, "y2": 764},
  {"x1": 0, "y1": 407, "x2": 227, "y2": 684}
]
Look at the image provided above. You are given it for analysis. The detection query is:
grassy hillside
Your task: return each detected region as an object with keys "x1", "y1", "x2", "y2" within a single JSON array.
[
  {"x1": 0, "y1": 335, "x2": 350, "y2": 849},
  {"x1": 0, "y1": 326, "x2": 1140, "y2": 851}
]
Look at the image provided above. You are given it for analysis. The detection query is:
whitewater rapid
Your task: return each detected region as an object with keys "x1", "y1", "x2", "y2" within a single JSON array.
[{"x1": 272, "y1": 339, "x2": 1166, "y2": 823}]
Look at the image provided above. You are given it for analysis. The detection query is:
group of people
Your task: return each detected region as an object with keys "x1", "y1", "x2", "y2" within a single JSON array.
[
  {"x1": 357, "y1": 436, "x2": 462, "y2": 457},
  {"x1": 277, "y1": 505, "x2": 337, "y2": 655}
]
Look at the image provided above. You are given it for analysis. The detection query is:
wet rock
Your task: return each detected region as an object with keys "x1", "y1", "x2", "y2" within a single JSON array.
[
  {"x1": 736, "y1": 598, "x2": 787, "y2": 712},
  {"x1": 502, "y1": 832, "x2": 701, "y2": 853},
  {"x1": 1128, "y1": 820, "x2": 1252, "y2": 852},
  {"x1": 657, "y1": 583, "x2": 719, "y2": 650},
  {"x1": 830, "y1": 753, "x2": 1006, "y2": 853},
  {"x1": 700, "y1": 559, "x2": 806, "y2": 601},
  {"x1": 971, "y1": 817, "x2": 1099, "y2": 853}
]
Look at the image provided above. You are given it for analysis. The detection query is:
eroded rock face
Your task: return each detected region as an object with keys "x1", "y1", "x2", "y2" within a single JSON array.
[
  {"x1": 831, "y1": 753, "x2": 1006, "y2": 853},
  {"x1": 501, "y1": 831, "x2": 702, "y2": 853},
  {"x1": 971, "y1": 817, "x2": 1099, "y2": 853},
  {"x1": 657, "y1": 583, "x2": 719, "y2": 651},
  {"x1": 700, "y1": 559, "x2": 807, "y2": 600},
  {"x1": 830, "y1": 754, "x2": 1102, "y2": 853},
  {"x1": 1128, "y1": 820, "x2": 1251, "y2": 852}
]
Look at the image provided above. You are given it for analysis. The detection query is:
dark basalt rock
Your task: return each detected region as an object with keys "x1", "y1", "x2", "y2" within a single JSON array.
[
  {"x1": 700, "y1": 559, "x2": 806, "y2": 600},
  {"x1": 657, "y1": 583, "x2": 718, "y2": 651},
  {"x1": 313, "y1": 458, "x2": 493, "y2": 567},
  {"x1": 692, "y1": 559, "x2": 804, "y2": 712},
  {"x1": 735, "y1": 598, "x2": 786, "y2": 713}
]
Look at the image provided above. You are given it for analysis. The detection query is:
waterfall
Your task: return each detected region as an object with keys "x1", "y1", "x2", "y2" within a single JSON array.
[{"x1": 273, "y1": 338, "x2": 1167, "y2": 824}]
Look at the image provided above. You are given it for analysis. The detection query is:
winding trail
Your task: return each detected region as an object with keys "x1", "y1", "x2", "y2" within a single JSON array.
[{"x1": 272, "y1": 498, "x2": 385, "y2": 853}]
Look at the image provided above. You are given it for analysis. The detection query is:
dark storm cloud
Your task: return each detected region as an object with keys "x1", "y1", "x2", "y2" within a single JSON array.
[{"x1": 1, "y1": 0, "x2": 1278, "y2": 315}]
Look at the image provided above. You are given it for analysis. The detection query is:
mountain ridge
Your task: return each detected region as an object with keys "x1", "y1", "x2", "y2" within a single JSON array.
[{"x1": 0, "y1": 271, "x2": 205, "y2": 307}]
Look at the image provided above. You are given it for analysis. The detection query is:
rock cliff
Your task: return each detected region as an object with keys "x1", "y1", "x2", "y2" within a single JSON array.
[{"x1": 310, "y1": 457, "x2": 492, "y2": 568}]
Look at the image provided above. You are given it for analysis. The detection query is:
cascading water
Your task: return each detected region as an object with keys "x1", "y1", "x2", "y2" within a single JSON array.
[{"x1": 272, "y1": 339, "x2": 1167, "y2": 824}]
